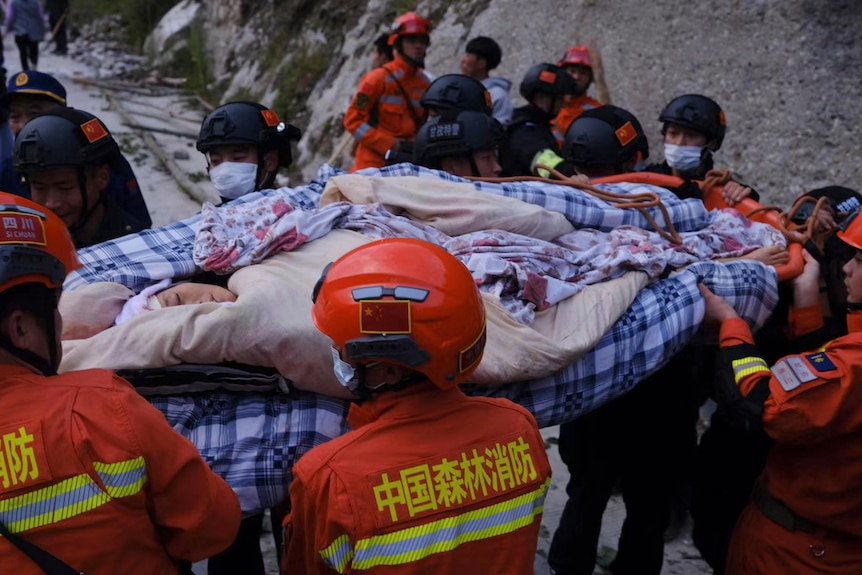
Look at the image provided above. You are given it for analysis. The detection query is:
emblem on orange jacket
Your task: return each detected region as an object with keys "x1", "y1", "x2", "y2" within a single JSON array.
[
  {"x1": 0, "y1": 421, "x2": 50, "y2": 492},
  {"x1": 371, "y1": 435, "x2": 538, "y2": 523}
]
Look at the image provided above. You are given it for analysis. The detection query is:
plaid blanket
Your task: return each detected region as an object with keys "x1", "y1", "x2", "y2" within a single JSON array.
[
  {"x1": 69, "y1": 164, "x2": 779, "y2": 514},
  {"x1": 65, "y1": 163, "x2": 711, "y2": 291},
  {"x1": 143, "y1": 259, "x2": 775, "y2": 515}
]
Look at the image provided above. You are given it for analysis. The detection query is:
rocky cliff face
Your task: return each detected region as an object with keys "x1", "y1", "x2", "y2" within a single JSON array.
[{"x1": 145, "y1": 0, "x2": 862, "y2": 203}]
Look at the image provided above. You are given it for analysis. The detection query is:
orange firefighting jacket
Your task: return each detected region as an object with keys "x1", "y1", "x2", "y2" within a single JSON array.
[
  {"x1": 551, "y1": 93, "x2": 602, "y2": 148},
  {"x1": 282, "y1": 381, "x2": 552, "y2": 574},
  {"x1": 344, "y1": 54, "x2": 430, "y2": 172},
  {"x1": 0, "y1": 365, "x2": 241, "y2": 574},
  {"x1": 719, "y1": 311, "x2": 862, "y2": 537}
]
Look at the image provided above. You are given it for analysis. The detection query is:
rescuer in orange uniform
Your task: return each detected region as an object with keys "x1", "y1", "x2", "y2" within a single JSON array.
[
  {"x1": 700, "y1": 210, "x2": 862, "y2": 574},
  {"x1": 551, "y1": 46, "x2": 602, "y2": 148},
  {"x1": 0, "y1": 193, "x2": 240, "y2": 573},
  {"x1": 282, "y1": 238, "x2": 552, "y2": 574},
  {"x1": 343, "y1": 12, "x2": 432, "y2": 172}
]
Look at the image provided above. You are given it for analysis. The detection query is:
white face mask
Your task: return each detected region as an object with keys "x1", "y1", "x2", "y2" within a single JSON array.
[
  {"x1": 664, "y1": 143, "x2": 704, "y2": 172},
  {"x1": 209, "y1": 162, "x2": 258, "y2": 200},
  {"x1": 330, "y1": 346, "x2": 358, "y2": 391}
]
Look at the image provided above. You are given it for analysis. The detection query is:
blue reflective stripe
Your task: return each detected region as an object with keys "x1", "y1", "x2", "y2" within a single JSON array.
[
  {"x1": 411, "y1": 99, "x2": 422, "y2": 108},
  {"x1": 354, "y1": 123, "x2": 371, "y2": 140},
  {"x1": 0, "y1": 456, "x2": 147, "y2": 536},
  {"x1": 384, "y1": 69, "x2": 404, "y2": 81},
  {"x1": 350, "y1": 479, "x2": 549, "y2": 570},
  {"x1": 320, "y1": 534, "x2": 354, "y2": 573},
  {"x1": 94, "y1": 456, "x2": 147, "y2": 498},
  {"x1": 1, "y1": 478, "x2": 108, "y2": 532},
  {"x1": 380, "y1": 95, "x2": 403, "y2": 105}
]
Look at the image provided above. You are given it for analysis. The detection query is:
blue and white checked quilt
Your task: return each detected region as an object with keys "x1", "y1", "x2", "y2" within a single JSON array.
[{"x1": 70, "y1": 164, "x2": 779, "y2": 515}]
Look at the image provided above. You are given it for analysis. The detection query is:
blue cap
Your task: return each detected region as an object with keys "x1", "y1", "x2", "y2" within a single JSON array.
[{"x1": 4, "y1": 71, "x2": 67, "y2": 105}]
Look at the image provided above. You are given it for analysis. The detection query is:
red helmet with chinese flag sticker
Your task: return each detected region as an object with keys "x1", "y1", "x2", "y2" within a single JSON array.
[
  {"x1": 388, "y1": 11, "x2": 432, "y2": 45},
  {"x1": 311, "y1": 238, "x2": 486, "y2": 390},
  {"x1": 838, "y1": 205, "x2": 862, "y2": 251},
  {"x1": 0, "y1": 192, "x2": 80, "y2": 293},
  {"x1": 559, "y1": 45, "x2": 592, "y2": 69}
]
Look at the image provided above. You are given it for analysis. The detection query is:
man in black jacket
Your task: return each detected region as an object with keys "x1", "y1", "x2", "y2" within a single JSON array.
[{"x1": 499, "y1": 63, "x2": 580, "y2": 178}]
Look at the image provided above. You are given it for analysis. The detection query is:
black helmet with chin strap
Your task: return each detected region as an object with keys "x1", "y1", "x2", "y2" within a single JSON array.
[
  {"x1": 14, "y1": 108, "x2": 121, "y2": 233},
  {"x1": 519, "y1": 63, "x2": 579, "y2": 101},
  {"x1": 197, "y1": 101, "x2": 302, "y2": 189},
  {"x1": 659, "y1": 94, "x2": 726, "y2": 151},
  {"x1": 420, "y1": 74, "x2": 493, "y2": 117},
  {"x1": 563, "y1": 104, "x2": 649, "y2": 168},
  {"x1": 413, "y1": 110, "x2": 505, "y2": 175}
]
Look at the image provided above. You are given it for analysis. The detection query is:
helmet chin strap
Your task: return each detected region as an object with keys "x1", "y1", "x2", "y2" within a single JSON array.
[
  {"x1": 255, "y1": 153, "x2": 276, "y2": 191},
  {"x1": 468, "y1": 154, "x2": 481, "y2": 178},
  {"x1": 350, "y1": 363, "x2": 423, "y2": 402},
  {"x1": 67, "y1": 168, "x2": 102, "y2": 233}
]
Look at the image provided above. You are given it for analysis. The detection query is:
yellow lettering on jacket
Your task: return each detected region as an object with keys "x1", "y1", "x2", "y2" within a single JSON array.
[
  {"x1": 0, "y1": 426, "x2": 39, "y2": 489},
  {"x1": 372, "y1": 436, "x2": 538, "y2": 523}
]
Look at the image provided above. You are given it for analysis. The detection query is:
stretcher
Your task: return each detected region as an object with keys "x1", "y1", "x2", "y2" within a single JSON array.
[
  {"x1": 593, "y1": 170, "x2": 804, "y2": 281},
  {"x1": 61, "y1": 163, "x2": 795, "y2": 515}
]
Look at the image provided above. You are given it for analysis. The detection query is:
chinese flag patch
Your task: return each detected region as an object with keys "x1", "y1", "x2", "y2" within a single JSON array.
[
  {"x1": 615, "y1": 121, "x2": 637, "y2": 146},
  {"x1": 360, "y1": 300, "x2": 411, "y2": 334},
  {"x1": 261, "y1": 110, "x2": 280, "y2": 127},
  {"x1": 539, "y1": 70, "x2": 557, "y2": 84},
  {"x1": 81, "y1": 119, "x2": 108, "y2": 143}
]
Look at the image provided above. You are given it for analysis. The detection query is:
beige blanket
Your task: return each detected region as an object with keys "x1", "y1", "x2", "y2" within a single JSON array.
[{"x1": 60, "y1": 176, "x2": 648, "y2": 398}]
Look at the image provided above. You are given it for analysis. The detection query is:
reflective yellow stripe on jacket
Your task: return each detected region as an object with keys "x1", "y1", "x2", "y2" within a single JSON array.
[
  {"x1": 0, "y1": 456, "x2": 146, "y2": 535},
  {"x1": 321, "y1": 478, "x2": 550, "y2": 572},
  {"x1": 731, "y1": 357, "x2": 770, "y2": 385}
]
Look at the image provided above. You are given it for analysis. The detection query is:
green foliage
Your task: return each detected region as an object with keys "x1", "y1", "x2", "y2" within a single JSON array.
[
  {"x1": 389, "y1": 0, "x2": 418, "y2": 16},
  {"x1": 76, "y1": 0, "x2": 179, "y2": 49},
  {"x1": 272, "y1": 42, "x2": 331, "y2": 120},
  {"x1": 139, "y1": 19, "x2": 214, "y2": 99}
]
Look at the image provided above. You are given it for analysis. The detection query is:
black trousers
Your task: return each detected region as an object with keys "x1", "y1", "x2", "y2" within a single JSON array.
[
  {"x1": 14, "y1": 35, "x2": 39, "y2": 70},
  {"x1": 547, "y1": 355, "x2": 701, "y2": 575},
  {"x1": 49, "y1": 11, "x2": 67, "y2": 54}
]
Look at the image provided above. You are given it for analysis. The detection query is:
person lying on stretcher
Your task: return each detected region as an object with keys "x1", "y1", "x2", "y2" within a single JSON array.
[{"x1": 59, "y1": 275, "x2": 236, "y2": 340}]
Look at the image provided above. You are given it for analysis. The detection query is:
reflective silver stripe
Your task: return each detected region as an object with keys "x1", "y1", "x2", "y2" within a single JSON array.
[
  {"x1": 354, "y1": 123, "x2": 371, "y2": 140},
  {"x1": 731, "y1": 357, "x2": 770, "y2": 385},
  {"x1": 0, "y1": 457, "x2": 147, "y2": 535},
  {"x1": 380, "y1": 95, "x2": 404, "y2": 105},
  {"x1": 94, "y1": 456, "x2": 147, "y2": 498},
  {"x1": 350, "y1": 478, "x2": 549, "y2": 570},
  {"x1": 320, "y1": 534, "x2": 354, "y2": 573}
]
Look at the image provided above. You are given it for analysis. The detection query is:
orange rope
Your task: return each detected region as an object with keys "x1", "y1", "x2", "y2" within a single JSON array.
[
  {"x1": 699, "y1": 169, "x2": 816, "y2": 244},
  {"x1": 467, "y1": 165, "x2": 683, "y2": 244},
  {"x1": 470, "y1": 167, "x2": 826, "y2": 249}
]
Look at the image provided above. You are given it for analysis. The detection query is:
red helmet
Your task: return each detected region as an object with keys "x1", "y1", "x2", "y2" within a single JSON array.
[
  {"x1": 388, "y1": 12, "x2": 432, "y2": 45},
  {"x1": 838, "y1": 206, "x2": 862, "y2": 251},
  {"x1": 0, "y1": 192, "x2": 80, "y2": 293},
  {"x1": 559, "y1": 45, "x2": 592, "y2": 68},
  {"x1": 312, "y1": 238, "x2": 486, "y2": 390}
]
